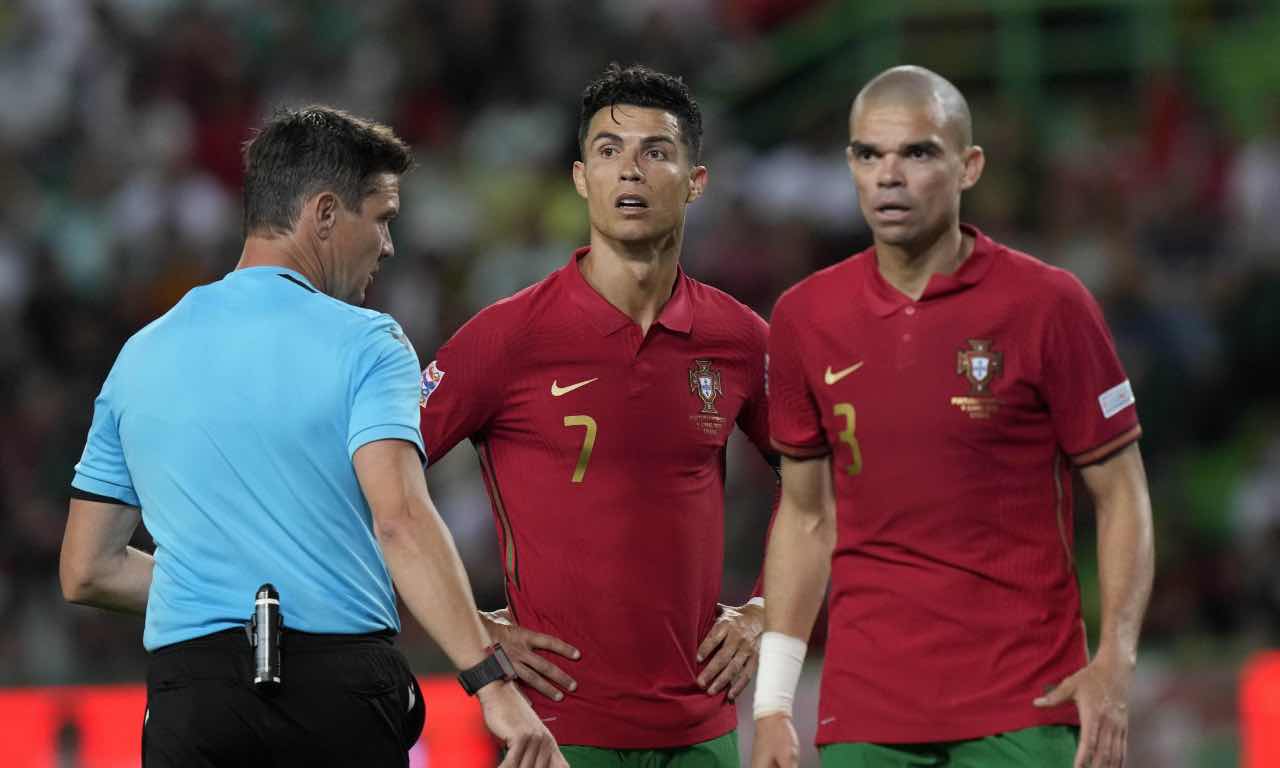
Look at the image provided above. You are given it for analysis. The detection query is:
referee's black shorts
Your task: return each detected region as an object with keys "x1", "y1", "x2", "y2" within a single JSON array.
[{"x1": 142, "y1": 627, "x2": 426, "y2": 767}]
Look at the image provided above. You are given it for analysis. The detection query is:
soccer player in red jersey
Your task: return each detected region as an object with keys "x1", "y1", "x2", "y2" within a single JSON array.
[
  {"x1": 751, "y1": 66, "x2": 1154, "y2": 768},
  {"x1": 420, "y1": 64, "x2": 776, "y2": 765}
]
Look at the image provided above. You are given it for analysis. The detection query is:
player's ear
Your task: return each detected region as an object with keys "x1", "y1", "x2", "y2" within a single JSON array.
[
  {"x1": 572, "y1": 160, "x2": 588, "y2": 200},
  {"x1": 960, "y1": 145, "x2": 985, "y2": 191},
  {"x1": 312, "y1": 192, "x2": 339, "y2": 240},
  {"x1": 686, "y1": 165, "x2": 708, "y2": 204}
]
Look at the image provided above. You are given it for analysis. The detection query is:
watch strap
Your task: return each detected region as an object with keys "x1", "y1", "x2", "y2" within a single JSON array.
[{"x1": 457, "y1": 643, "x2": 516, "y2": 695}]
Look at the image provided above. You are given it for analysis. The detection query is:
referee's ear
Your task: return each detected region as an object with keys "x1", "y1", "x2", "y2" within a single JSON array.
[{"x1": 311, "y1": 191, "x2": 341, "y2": 240}]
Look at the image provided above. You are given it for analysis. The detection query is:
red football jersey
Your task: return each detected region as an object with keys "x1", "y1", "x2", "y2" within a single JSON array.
[
  {"x1": 768, "y1": 226, "x2": 1141, "y2": 744},
  {"x1": 421, "y1": 249, "x2": 772, "y2": 748}
]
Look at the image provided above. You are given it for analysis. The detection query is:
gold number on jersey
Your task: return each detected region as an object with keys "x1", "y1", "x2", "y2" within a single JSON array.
[
  {"x1": 563, "y1": 415, "x2": 598, "y2": 483},
  {"x1": 833, "y1": 403, "x2": 863, "y2": 476}
]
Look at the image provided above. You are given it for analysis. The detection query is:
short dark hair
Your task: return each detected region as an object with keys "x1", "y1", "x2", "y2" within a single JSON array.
[
  {"x1": 578, "y1": 63, "x2": 703, "y2": 162},
  {"x1": 241, "y1": 105, "x2": 412, "y2": 236}
]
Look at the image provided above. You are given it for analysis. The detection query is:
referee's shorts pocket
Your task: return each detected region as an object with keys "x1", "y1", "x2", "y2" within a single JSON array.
[
  {"x1": 384, "y1": 648, "x2": 425, "y2": 749},
  {"x1": 349, "y1": 645, "x2": 425, "y2": 749},
  {"x1": 404, "y1": 672, "x2": 426, "y2": 749}
]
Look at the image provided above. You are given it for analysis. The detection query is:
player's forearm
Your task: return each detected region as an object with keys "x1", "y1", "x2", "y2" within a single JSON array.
[
  {"x1": 62, "y1": 545, "x2": 153, "y2": 615},
  {"x1": 1093, "y1": 487, "x2": 1153, "y2": 666},
  {"x1": 754, "y1": 464, "x2": 834, "y2": 721},
  {"x1": 1087, "y1": 446, "x2": 1154, "y2": 667},
  {"x1": 376, "y1": 499, "x2": 493, "y2": 670},
  {"x1": 749, "y1": 480, "x2": 783, "y2": 600},
  {"x1": 763, "y1": 496, "x2": 834, "y2": 639}
]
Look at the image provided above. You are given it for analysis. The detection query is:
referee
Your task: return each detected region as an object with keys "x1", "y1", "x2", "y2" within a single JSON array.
[{"x1": 59, "y1": 106, "x2": 564, "y2": 768}]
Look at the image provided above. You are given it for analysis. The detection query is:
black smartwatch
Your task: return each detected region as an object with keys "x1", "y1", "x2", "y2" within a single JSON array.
[{"x1": 458, "y1": 643, "x2": 516, "y2": 695}]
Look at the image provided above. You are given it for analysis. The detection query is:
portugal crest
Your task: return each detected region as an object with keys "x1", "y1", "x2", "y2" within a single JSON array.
[
  {"x1": 689, "y1": 359, "x2": 724, "y2": 415},
  {"x1": 956, "y1": 339, "x2": 1003, "y2": 395}
]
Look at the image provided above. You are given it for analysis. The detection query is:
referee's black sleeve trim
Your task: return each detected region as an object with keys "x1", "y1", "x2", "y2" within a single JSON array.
[{"x1": 70, "y1": 487, "x2": 132, "y2": 506}]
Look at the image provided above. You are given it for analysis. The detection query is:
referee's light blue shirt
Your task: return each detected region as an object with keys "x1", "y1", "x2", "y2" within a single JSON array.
[{"x1": 71, "y1": 267, "x2": 424, "y2": 650}]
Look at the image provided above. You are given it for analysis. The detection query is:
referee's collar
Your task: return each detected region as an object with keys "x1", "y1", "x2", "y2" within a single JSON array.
[
  {"x1": 563, "y1": 246, "x2": 693, "y2": 337},
  {"x1": 862, "y1": 224, "x2": 997, "y2": 317},
  {"x1": 229, "y1": 266, "x2": 319, "y2": 291}
]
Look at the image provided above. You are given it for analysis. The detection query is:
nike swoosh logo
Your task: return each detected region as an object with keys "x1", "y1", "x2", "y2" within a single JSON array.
[
  {"x1": 824, "y1": 362, "x2": 864, "y2": 385},
  {"x1": 550, "y1": 378, "x2": 599, "y2": 397}
]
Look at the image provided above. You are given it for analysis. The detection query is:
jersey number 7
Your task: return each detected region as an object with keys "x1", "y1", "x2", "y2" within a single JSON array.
[{"x1": 563, "y1": 415, "x2": 597, "y2": 483}]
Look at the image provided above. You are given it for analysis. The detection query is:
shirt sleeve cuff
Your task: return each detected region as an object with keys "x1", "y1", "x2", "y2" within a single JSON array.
[
  {"x1": 348, "y1": 424, "x2": 427, "y2": 462},
  {"x1": 769, "y1": 437, "x2": 831, "y2": 460},
  {"x1": 71, "y1": 473, "x2": 140, "y2": 507},
  {"x1": 1070, "y1": 424, "x2": 1142, "y2": 467}
]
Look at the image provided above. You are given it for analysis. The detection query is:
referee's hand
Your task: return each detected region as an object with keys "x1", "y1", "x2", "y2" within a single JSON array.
[
  {"x1": 478, "y1": 680, "x2": 567, "y2": 768},
  {"x1": 481, "y1": 608, "x2": 581, "y2": 702}
]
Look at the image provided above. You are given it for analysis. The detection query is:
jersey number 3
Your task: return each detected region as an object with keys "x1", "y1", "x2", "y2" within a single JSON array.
[
  {"x1": 833, "y1": 403, "x2": 863, "y2": 476},
  {"x1": 563, "y1": 415, "x2": 597, "y2": 483}
]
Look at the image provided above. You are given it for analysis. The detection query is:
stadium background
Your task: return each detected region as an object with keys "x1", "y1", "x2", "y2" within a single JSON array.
[{"x1": 0, "y1": 0, "x2": 1276, "y2": 765}]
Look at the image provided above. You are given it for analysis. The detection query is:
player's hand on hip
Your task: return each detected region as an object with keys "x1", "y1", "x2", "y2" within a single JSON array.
[
  {"x1": 479, "y1": 680, "x2": 568, "y2": 768},
  {"x1": 481, "y1": 607, "x2": 580, "y2": 702},
  {"x1": 1034, "y1": 654, "x2": 1132, "y2": 768},
  {"x1": 751, "y1": 713, "x2": 800, "y2": 768},
  {"x1": 696, "y1": 601, "x2": 764, "y2": 700}
]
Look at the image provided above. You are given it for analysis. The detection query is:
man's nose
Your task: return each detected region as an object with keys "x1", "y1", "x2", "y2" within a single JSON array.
[
  {"x1": 619, "y1": 149, "x2": 644, "y2": 181},
  {"x1": 877, "y1": 154, "x2": 904, "y2": 187}
]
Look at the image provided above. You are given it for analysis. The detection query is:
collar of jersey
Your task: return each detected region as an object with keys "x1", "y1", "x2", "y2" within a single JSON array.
[
  {"x1": 227, "y1": 266, "x2": 318, "y2": 290},
  {"x1": 862, "y1": 223, "x2": 997, "y2": 317},
  {"x1": 563, "y1": 246, "x2": 694, "y2": 336}
]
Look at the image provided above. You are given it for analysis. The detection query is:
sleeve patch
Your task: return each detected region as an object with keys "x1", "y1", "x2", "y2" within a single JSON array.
[
  {"x1": 1098, "y1": 379, "x2": 1135, "y2": 419},
  {"x1": 420, "y1": 361, "x2": 445, "y2": 408}
]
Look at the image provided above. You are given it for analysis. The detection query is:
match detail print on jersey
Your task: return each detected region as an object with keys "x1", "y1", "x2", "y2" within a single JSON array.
[
  {"x1": 550, "y1": 378, "x2": 599, "y2": 397},
  {"x1": 824, "y1": 361, "x2": 864, "y2": 386}
]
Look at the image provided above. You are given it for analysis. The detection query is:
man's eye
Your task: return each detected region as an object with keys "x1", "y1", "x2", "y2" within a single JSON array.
[
  {"x1": 600, "y1": 146, "x2": 617, "y2": 157},
  {"x1": 646, "y1": 149, "x2": 666, "y2": 160}
]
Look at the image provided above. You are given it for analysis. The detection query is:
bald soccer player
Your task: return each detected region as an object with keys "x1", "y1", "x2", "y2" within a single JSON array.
[{"x1": 750, "y1": 66, "x2": 1154, "y2": 768}]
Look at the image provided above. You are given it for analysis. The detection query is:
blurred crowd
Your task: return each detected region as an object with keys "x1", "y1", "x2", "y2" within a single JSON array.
[{"x1": 0, "y1": 0, "x2": 1276, "y2": 763}]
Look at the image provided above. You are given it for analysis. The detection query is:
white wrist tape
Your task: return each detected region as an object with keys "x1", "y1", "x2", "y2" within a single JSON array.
[{"x1": 753, "y1": 631, "x2": 807, "y2": 720}]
